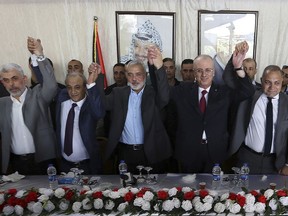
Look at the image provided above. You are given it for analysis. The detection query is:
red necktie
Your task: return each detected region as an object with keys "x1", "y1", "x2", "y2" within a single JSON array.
[
  {"x1": 199, "y1": 90, "x2": 207, "y2": 113},
  {"x1": 64, "y1": 103, "x2": 77, "y2": 156}
]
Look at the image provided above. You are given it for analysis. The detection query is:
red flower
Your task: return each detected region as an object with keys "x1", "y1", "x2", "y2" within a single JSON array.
[
  {"x1": 92, "y1": 191, "x2": 103, "y2": 199},
  {"x1": 25, "y1": 191, "x2": 38, "y2": 203},
  {"x1": 176, "y1": 187, "x2": 182, "y2": 191},
  {"x1": 7, "y1": 196, "x2": 17, "y2": 206},
  {"x1": 199, "y1": 189, "x2": 209, "y2": 199},
  {"x1": 15, "y1": 199, "x2": 27, "y2": 208},
  {"x1": 184, "y1": 191, "x2": 195, "y2": 200},
  {"x1": 124, "y1": 192, "x2": 134, "y2": 202},
  {"x1": 257, "y1": 195, "x2": 266, "y2": 203},
  {"x1": 236, "y1": 194, "x2": 246, "y2": 207},
  {"x1": 157, "y1": 190, "x2": 168, "y2": 200},
  {"x1": 277, "y1": 190, "x2": 287, "y2": 197},
  {"x1": 136, "y1": 192, "x2": 144, "y2": 198},
  {"x1": 250, "y1": 190, "x2": 259, "y2": 197},
  {"x1": 7, "y1": 189, "x2": 17, "y2": 196},
  {"x1": 65, "y1": 190, "x2": 75, "y2": 201},
  {"x1": 113, "y1": 188, "x2": 119, "y2": 192},
  {"x1": 228, "y1": 192, "x2": 237, "y2": 200},
  {"x1": 80, "y1": 190, "x2": 87, "y2": 195}
]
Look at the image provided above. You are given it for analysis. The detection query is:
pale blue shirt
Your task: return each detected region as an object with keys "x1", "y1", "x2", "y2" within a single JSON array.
[{"x1": 119, "y1": 88, "x2": 144, "y2": 145}]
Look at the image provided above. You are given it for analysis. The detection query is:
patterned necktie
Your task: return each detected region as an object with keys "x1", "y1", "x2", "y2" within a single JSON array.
[
  {"x1": 264, "y1": 97, "x2": 273, "y2": 155},
  {"x1": 199, "y1": 90, "x2": 207, "y2": 113},
  {"x1": 64, "y1": 103, "x2": 77, "y2": 156}
]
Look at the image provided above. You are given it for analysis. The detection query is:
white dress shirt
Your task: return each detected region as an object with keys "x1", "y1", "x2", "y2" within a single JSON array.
[
  {"x1": 10, "y1": 88, "x2": 36, "y2": 155},
  {"x1": 61, "y1": 97, "x2": 89, "y2": 162},
  {"x1": 245, "y1": 93, "x2": 279, "y2": 153}
]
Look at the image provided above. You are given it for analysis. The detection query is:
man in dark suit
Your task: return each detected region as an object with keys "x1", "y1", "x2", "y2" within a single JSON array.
[
  {"x1": 56, "y1": 70, "x2": 105, "y2": 174},
  {"x1": 0, "y1": 37, "x2": 58, "y2": 174},
  {"x1": 243, "y1": 58, "x2": 261, "y2": 90},
  {"x1": 170, "y1": 41, "x2": 254, "y2": 173},
  {"x1": 89, "y1": 47, "x2": 172, "y2": 174},
  {"x1": 228, "y1": 64, "x2": 288, "y2": 175}
]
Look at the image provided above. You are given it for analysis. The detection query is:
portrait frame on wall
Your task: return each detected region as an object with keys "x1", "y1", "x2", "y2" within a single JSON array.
[
  {"x1": 115, "y1": 11, "x2": 176, "y2": 68},
  {"x1": 198, "y1": 10, "x2": 258, "y2": 84}
]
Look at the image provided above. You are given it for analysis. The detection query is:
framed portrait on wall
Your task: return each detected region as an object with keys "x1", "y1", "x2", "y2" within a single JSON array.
[
  {"x1": 116, "y1": 11, "x2": 176, "y2": 70},
  {"x1": 198, "y1": 10, "x2": 258, "y2": 84}
]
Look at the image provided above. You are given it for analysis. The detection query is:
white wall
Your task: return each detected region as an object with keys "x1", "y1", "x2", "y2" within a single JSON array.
[{"x1": 0, "y1": 0, "x2": 287, "y2": 85}]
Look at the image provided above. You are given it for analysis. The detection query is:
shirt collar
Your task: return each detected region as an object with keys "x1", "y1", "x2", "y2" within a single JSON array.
[
  {"x1": 69, "y1": 96, "x2": 86, "y2": 108},
  {"x1": 10, "y1": 87, "x2": 28, "y2": 103},
  {"x1": 199, "y1": 86, "x2": 211, "y2": 93}
]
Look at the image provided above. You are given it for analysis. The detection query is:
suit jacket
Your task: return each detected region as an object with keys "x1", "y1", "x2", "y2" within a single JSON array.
[
  {"x1": 104, "y1": 67, "x2": 172, "y2": 164},
  {"x1": 170, "y1": 75, "x2": 254, "y2": 166},
  {"x1": 229, "y1": 91, "x2": 288, "y2": 170},
  {"x1": 56, "y1": 84, "x2": 105, "y2": 174},
  {"x1": 0, "y1": 59, "x2": 58, "y2": 173}
]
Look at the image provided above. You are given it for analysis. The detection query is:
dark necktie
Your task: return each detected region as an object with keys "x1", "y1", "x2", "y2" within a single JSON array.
[
  {"x1": 199, "y1": 90, "x2": 207, "y2": 113},
  {"x1": 264, "y1": 97, "x2": 273, "y2": 155},
  {"x1": 64, "y1": 103, "x2": 77, "y2": 156}
]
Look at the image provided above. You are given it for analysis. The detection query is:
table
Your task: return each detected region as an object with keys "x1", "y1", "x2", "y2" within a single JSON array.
[{"x1": 0, "y1": 173, "x2": 288, "y2": 216}]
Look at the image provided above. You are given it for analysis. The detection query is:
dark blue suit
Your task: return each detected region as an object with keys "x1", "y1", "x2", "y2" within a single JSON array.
[{"x1": 56, "y1": 85, "x2": 105, "y2": 174}]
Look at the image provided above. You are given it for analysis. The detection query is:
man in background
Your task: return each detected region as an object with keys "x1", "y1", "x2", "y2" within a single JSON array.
[
  {"x1": 281, "y1": 65, "x2": 288, "y2": 94},
  {"x1": 67, "y1": 59, "x2": 84, "y2": 74},
  {"x1": 163, "y1": 58, "x2": 180, "y2": 86},
  {"x1": 243, "y1": 58, "x2": 261, "y2": 90},
  {"x1": 180, "y1": 59, "x2": 194, "y2": 82}
]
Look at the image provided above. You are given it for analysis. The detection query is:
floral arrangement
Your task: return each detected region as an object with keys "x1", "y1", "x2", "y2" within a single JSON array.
[{"x1": 1, "y1": 185, "x2": 288, "y2": 215}]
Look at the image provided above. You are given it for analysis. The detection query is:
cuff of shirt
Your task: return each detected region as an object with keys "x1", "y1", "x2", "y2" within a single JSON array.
[
  {"x1": 30, "y1": 54, "x2": 38, "y2": 67},
  {"x1": 86, "y1": 82, "x2": 96, "y2": 89}
]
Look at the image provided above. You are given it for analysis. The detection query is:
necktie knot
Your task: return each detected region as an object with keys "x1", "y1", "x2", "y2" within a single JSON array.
[
  {"x1": 202, "y1": 90, "x2": 207, "y2": 96},
  {"x1": 199, "y1": 90, "x2": 207, "y2": 113},
  {"x1": 72, "y1": 103, "x2": 77, "y2": 108}
]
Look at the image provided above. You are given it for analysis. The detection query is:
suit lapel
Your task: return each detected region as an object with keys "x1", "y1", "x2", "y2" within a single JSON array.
[
  {"x1": 122, "y1": 87, "x2": 130, "y2": 116},
  {"x1": 190, "y1": 84, "x2": 201, "y2": 114}
]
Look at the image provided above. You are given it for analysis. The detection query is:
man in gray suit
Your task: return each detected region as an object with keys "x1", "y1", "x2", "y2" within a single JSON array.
[
  {"x1": 0, "y1": 37, "x2": 58, "y2": 175},
  {"x1": 89, "y1": 47, "x2": 172, "y2": 174},
  {"x1": 228, "y1": 64, "x2": 288, "y2": 175}
]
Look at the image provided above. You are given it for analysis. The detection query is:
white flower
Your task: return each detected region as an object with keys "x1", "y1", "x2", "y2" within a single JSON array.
[
  {"x1": 269, "y1": 198, "x2": 278, "y2": 211},
  {"x1": 214, "y1": 202, "x2": 225, "y2": 213},
  {"x1": 192, "y1": 196, "x2": 200, "y2": 206},
  {"x1": 54, "y1": 188, "x2": 65, "y2": 198},
  {"x1": 82, "y1": 198, "x2": 92, "y2": 210},
  {"x1": 220, "y1": 192, "x2": 229, "y2": 201},
  {"x1": 72, "y1": 201, "x2": 82, "y2": 213},
  {"x1": 162, "y1": 200, "x2": 174, "y2": 212},
  {"x1": 38, "y1": 194, "x2": 49, "y2": 202},
  {"x1": 39, "y1": 188, "x2": 53, "y2": 197},
  {"x1": 44, "y1": 200, "x2": 55, "y2": 212},
  {"x1": 102, "y1": 189, "x2": 111, "y2": 197},
  {"x1": 3, "y1": 205, "x2": 14, "y2": 215},
  {"x1": 130, "y1": 187, "x2": 139, "y2": 194},
  {"x1": 254, "y1": 202, "x2": 265, "y2": 213},
  {"x1": 172, "y1": 197, "x2": 181, "y2": 208},
  {"x1": 109, "y1": 191, "x2": 120, "y2": 199},
  {"x1": 117, "y1": 202, "x2": 128, "y2": 212},
  {"x1": 181, "y1": 200, "x2": 193, "y2": 211},
  {"x1": 245, "y1": 193, "x2": 256, "y2": 205},
  {"x1": 93, "y1": 198, "x2": 104, "y2": 209},
  {"x1": 27, "y1": 202, "x2": 35, "y2": 212},
  {"x1": 118, "y1": 188, "x2": 129, "y2": 197},
  {"x1": 154, "y1": 203, "x2": 160, "y2": 211},
  {"x1": 105, "y1": 200, "x2": 115, "y2": 210},
  {"x1": 83, "y1": 185, "x2": 91, "y2": 191},
  {"x1": 209, "y1": 190, "x2": 218, "y2": 197},
  {"x1": 32, "y1": 202, "x2": 43, "y2": 214},
  {"x1": 203, "y1": 195, "x2": 213, "y2": 204},
  {"x1": 143, "y1": 191, "x2": 154, "y2": 201},
  {"x1": 0, "y1": 193, "x2": 5, "y2": 205},
  {"x1": 134, "y1": 197, "x2": 144, "y2": 207},
  {"x1": 264, "y1": 189, "x2": 274, "y2": 199},
  {"x1": 182, "y1": 187, "x2": 192, "y2": 193},
  {"x1": 168, "y1": 187, "x2": 178, "y2": 197},
  {"x1": 244, "y1": 203, "x2": 255, "y2": 213},
  {"x1": 229, "y1": 203, "x2": 241, "y2": 214},
  {"x1": 14, "y1": 205, "x2": 24, "y2": 215},
  {"x1": 194, "y1": 201, "x2": 204, "y2": 212},
  {"x1": 59, "y1": 199, "x2": 69, "y2": 211},
  {"x1": 225, "y1": 199, "x2": 233, "y2": 209},
  {"x1": 280, "y1": 196, "x2": 288, "y2": 206},
  {"x1": 15, "y1": 190, "x2": 26, "y2": 198},
  {"x1": 203, "y1": 202, "x2": 212, "y2": 211},
  {"x1": 141, "y1": 200, "x2": 151, "y2": 211},
  {"x1": 237, "y1": 191, "x2": 245, "y2": 196}
]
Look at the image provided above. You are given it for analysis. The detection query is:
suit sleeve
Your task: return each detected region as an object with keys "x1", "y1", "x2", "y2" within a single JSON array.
[
  {"x1": 86, "y1": 85, "x2": 105, "y2": 120},
  {"x1": 37, "y1": 58, "x2": 58, "y2": 104},
  {"x1": 154, "y1": 66, "x2": 169, "y2": 109}
]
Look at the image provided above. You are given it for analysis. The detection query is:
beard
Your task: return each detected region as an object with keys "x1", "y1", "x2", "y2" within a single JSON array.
[{"x1": 128, "y1": 77, "x2": 146, "y2": 92}]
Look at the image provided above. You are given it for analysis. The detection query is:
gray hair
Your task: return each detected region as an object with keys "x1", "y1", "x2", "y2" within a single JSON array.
[
  {"x1": 125, "y1": 60, "x2": 146, "y2": 73},
  {"x1": 262, "y1": 65, "x2": 283, "y2": 78},
  {"x1": 0, "y1": 63, "x2": 25, "y2": 79},
  {"x1": 65, "y1": 71, "x2": 87, "y2": 85}
]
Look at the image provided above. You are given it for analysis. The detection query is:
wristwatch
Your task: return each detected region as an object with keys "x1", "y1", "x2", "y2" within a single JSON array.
[
  {"x1": 36, "y1": 55, "x2": 45, "y2": 61},
  {"x1": 234, "y1": 67, "x2": 243, "y2": 71}
]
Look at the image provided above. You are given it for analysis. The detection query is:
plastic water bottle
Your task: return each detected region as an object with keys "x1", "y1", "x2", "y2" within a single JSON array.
[
  {"x1": 240, "y1": 163, "x2": 250, "y2": 187},
  {"x1": 118, "y1": 160, "x2": 128, "y2": 175},
  {"x1": 212, "y1": 163, "x2": 221, "y2": 189},
  {"x1": 47, "y1": 164, "x2": 58, "y2": 190}
]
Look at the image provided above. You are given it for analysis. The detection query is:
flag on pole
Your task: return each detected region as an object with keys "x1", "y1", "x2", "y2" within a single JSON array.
[{"x1": 93, "y1": 17, "x2": 108, "y2": 88}]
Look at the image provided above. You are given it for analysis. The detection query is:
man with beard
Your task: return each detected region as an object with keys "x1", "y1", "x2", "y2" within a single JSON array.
[{"x1": 89, "y1": 47, "x2": 172, "y2": 174}]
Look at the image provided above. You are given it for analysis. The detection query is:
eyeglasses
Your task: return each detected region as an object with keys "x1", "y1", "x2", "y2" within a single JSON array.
[{"x1": 194, "y1": 68, "x2": 214, "y2": 74}]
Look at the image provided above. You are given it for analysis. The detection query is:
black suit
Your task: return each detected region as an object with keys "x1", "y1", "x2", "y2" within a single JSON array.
[
  {"x1": 170, "y1": 74, "x2": 254, "y2": 173},
  {"x1": 104, "y1": 67, "x2": 172, "y2": 171}
]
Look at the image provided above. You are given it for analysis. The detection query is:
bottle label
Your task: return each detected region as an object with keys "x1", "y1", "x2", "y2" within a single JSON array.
[
  {"x1": 49, "y1": 175, "x2": 57, "y2": 181},
  {"x1": 240, "y1": 175, "x2": 248, "y2": 181},
  {"x1": 213, "y1": 175, "x2": 220, "y2": 181}
]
